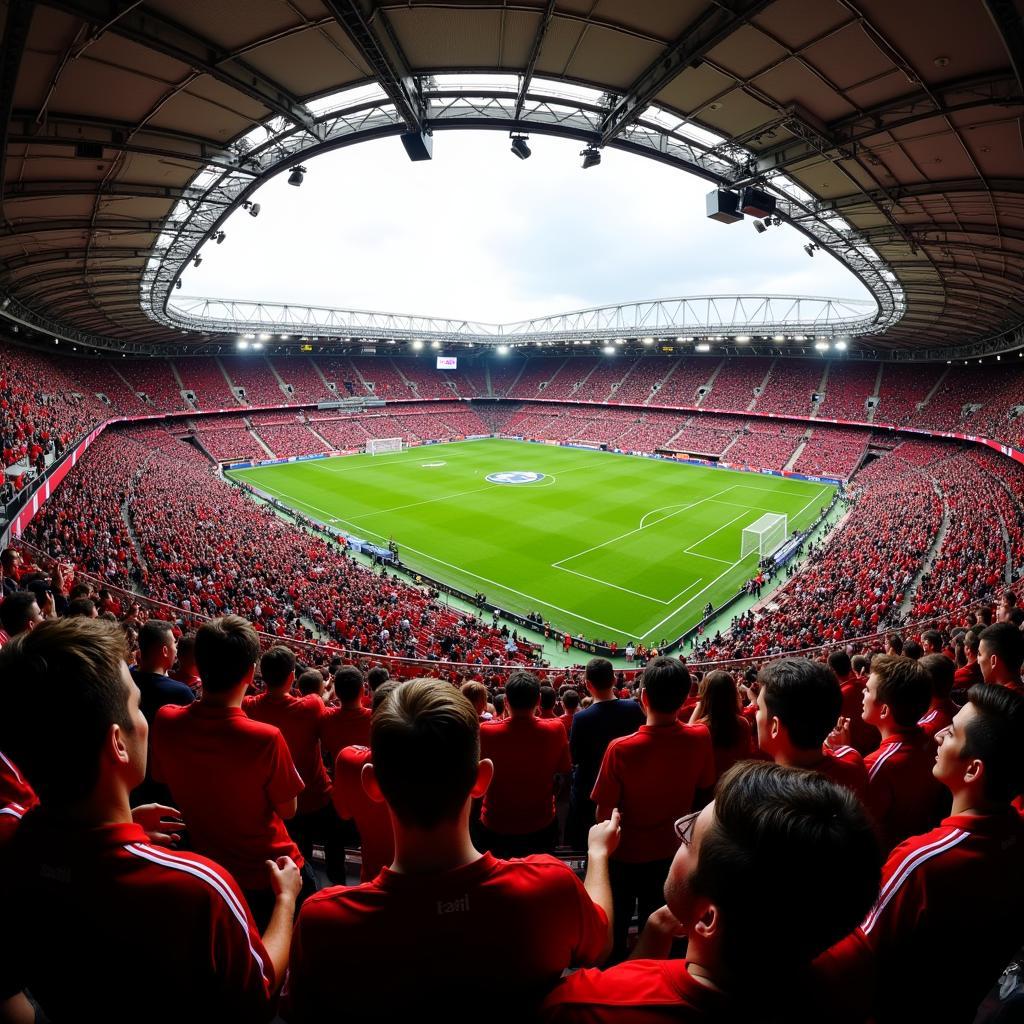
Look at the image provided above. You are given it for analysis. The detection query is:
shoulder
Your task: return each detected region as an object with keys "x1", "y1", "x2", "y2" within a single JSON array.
[
  {"x1": 123, "y1": 841, "x2": 250, "y2": 911},
  {"x1": 336, "y1": 745, "x2": 371, "y2": 769},
  {"x1": 153, "y1": 701, "x2": 189, "y2": 727},
  {"x1": 544, "y1": 959, "x2": 692, "y2": 1013}
]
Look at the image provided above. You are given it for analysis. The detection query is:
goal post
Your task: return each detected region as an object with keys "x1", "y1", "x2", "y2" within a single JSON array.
[
  {"x1": 741, "y1": 513, "x2": 788, "y2": 559},
  {"x1": 366, "y1": 437, "x2": 403, "y2": 455}
]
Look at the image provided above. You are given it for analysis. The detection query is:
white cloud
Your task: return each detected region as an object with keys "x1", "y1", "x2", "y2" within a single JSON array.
[{"x1": 186, "y1": 132, "x2": 871, "y2": 324}]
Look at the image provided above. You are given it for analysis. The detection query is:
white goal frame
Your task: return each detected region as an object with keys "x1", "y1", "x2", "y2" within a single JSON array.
[
  {"x1": 367, "y1": 437, "x2": 403, "y2": 455},
  {"x1": 741, "y1": 513, "x2": 788, "y2": 558}
]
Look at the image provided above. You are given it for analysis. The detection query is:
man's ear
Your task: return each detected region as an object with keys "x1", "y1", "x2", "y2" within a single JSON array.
[
  {"x1": 362, "y1": 762, "x2": 386, "y2": 803},
  {"x1": 109, "y1": 722, "x2": 131, "y2": 768},
  {"x1": 770, "y1": 715, "x2": 782, "y2": 741},
  {"x1": 691, "y1": 898, "x2": 720, "y2": 943},
  {"x1": 471, "y1": 758, "x2": 494, "y2": 799},
  {"x1": 243, "y1": 663, "x2": 257, "y2": 688}
]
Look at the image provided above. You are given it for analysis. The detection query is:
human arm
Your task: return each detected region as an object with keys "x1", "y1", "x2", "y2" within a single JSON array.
[
  {"x1": 583, "y1": 809, "x2": 621, "y2": 960},
  {"x1": 260, "y1": 856, "x2": 302, "y2": 990},
  {"x1": 274, "y1": 797, "x2": 298, "y2": 821},
  {"x1": 130, "y1": 803, "x2": 185, "y2": 846},
  {"x1": 629, "y1": 904, "x2": 687, "y2": 961}
]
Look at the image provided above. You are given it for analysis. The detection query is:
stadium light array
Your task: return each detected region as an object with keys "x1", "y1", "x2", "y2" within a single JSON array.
[
  {"x1": 430, "y1": 340, "x2": 441, "y2": 349},
  {"x1": 252, "y1": 341, "x2": 264, "y2": 350},
  {"x1": 242, "y1": 201, "x2": 260, "y2": 217},
  {"x1": 580, "y1": 146, "x2": 601, "y2": 169},
  {"x1": 412, "y1": 340, "x2": 424, "y2": 350},
  {"x1": 288, "y1": 165, "x2": 307, "y2": 187},
  {"x1": 642, "y1": 337, "x2": 654, "y2": 346},
  {"x1": 835, "y1": 339, "x2": 848, "y2": 351},
  {"x1": 602, "y1": 346, "x2": 615, "y2": 355},
  {"x1": 773, "y1": 334, "x2": 785, "y2": 341},
  {"x1": 695, "y1": 342, "x2": 710, "y2": 352},
  {"x1": 497, "y1": 344, "x2": 509, "y2": 354},
  {"x1": 814, "y1": 341, "x2": 829, "y2": 351},
  {"x1": 237, "y1": 339, "x2": 250, "y2": 350},
  {"x1": 510, "y1": 135, "x2": 531, "y2": 160},
  {"x1": 735, "y1": 335, "x2": 751, "y2": 342}
]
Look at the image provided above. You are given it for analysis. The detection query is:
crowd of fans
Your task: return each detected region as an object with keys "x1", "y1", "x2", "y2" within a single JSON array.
[{"x1": 1, "y1": 581, "x2": 1022, "y2": 1021}]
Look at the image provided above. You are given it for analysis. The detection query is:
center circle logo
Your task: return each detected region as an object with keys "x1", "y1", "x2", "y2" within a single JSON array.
[{"x1": 486, "y1": 471, "x2": 546, "y2": 485}]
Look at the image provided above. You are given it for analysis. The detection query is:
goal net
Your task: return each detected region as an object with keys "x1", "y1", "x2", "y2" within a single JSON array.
[
  {"x1": 367, "y1": 437, "x2": 403, "y2": 455},
  {"x1": 741, "y1": 513, "x2": 788, "y2": 558}
]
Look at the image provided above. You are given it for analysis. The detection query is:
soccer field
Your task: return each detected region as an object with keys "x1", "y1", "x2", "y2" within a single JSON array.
[{"x1": 227, "y1": 439, "x2": 835, "y2": 645}]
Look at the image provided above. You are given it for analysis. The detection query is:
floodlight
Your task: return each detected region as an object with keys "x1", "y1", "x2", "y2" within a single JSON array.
[
  {"x1": 753, "y1": 219, "x2": 767, "y2": 234},
  {"x1": 253, "y1": 341, "x2": 264, "y2": 350},
  {"x1": 243, "y1": 201, "x2": 260, "y2": 217},
  {"x1": 642, "y1": 337, "x2": 654, "y2": 346},
  {"x1": 497, "y1": 344, "x2": 509, "y2": 354},
  {"x1": 735, "y1": 335, "x2": 751, "y2": 342},
  {"x1": 835, "y1": 339, "x2": 848, "y2": 351},
  {"x1": 773, "y1": 335, "x2": 785, "y2": 341},
  {"x1": 193, "y1": 254, "x2": 202, "y2": 267},
  {"x1": 237, "y1": 339, "x2": 250, "y2": 350},
  {"x1": 215, "y1": 230, "x2": 226, "y2": 244},
  {"x1": 696, "y1": 343, "x2": 710, "y2": 352},
  {"x1": 288, "y1": 165, "x2": 307, "y2": 187},
  {"x1": 580, "y1": 146, "x2": 601, "y2": 169},
  {"x1": 602, "y1": 346, "x2": 615, "y2": 355},
  {"x1": 430, "y1": 340, "x2": 440, "y2": 349},
  {"x1": 814, "y1": 341, "x2": 829, "y2": 351},
  {"x1": 412, "y1": 340, "x2": 424, "y2": 350},
  {"x1": 510, "y1": 135, "x2": 531, "y2": 160}
]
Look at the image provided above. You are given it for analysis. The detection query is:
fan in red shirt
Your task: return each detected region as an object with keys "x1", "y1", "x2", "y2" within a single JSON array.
[
  {"x1": 558, "y1": 688, "x2": 580, "y2": 737},
  {"x1": 543, "y1": 760, "x2": 881, "y2": 1024},
  {"x1": 978, "y1": 621, "x2": 1024, "y2": 694},
  {"x1": 330, "y1": 682, "x2": 398, "y2": 882},
  {"x1": 281, "y1": 679, "x2": 620, "y2": 1023},
  {"x1": 756, "y1": 657, "x2": 870, "y2": 805},
  {"x1": 244, "y1": 645, "x2": 332, "y2": 862},
  {"x1": 916, "y1": 652, "x2": 956, "y2": 741},
  {"x1": 0, "y1": 617, "x2": 302, "y2": 1024},
  {"x1": 592, "y1": 656, "x2": 715, "y2": 961},
  {"x1": 860, "y1": 655, "x2": 949, "y2": 854},
  {"x1": 953, "y1": 628, "x2": 983, "y2": 688},
  {"x1": 319, "y1": 665, "x2": 372, "y2": 762},
  {"x1": 151, "y1": 615, "x2": 311, "y2": 928},
  {"x1": 479, "y1": 671, "x2": 571, "y2": 857},
  {"x1": 815, "y1": 683, "x2": 1024, "y2": 1024},
  {"x1": 828, "y1": 650, "x2": 880, "y2": 756}
]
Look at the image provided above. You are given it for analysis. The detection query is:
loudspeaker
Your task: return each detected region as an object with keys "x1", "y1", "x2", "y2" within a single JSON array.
[
  {"x1": 740, "y1": 187, "x2": 776, "y2": 218},
  {"x1": 706, "y1": 189, "x2": 743, "y2": 224},
  {"x1": 400, "y1": 130, "x2": 434, "y2": 161}
]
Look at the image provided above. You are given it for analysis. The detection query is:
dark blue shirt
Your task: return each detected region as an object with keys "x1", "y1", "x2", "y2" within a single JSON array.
[
  {"x1": 131, "y1": 668, "x2": 194, "y2": 726},
  {"x1": 569, "y1": 697, "x2": 645, "y2": 808}
]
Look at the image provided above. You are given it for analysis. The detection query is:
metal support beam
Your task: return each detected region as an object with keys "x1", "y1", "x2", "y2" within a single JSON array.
[
  {"x1": 599, "y1": 0, "x2": 774, "y2": 146},
  {"x1": 0, "y1": 0, "x2": 34, "y2": 195},
  {"x1": 2, "y1": 247, "x2": 157, "y2": 272},
  {"x1": 8, "y1": 111, "x2": 246, "y2": 171},
  {"x1": 37, "y1": 0, "x2": 320, "y2": 137},
  {"x1": 514, "y1": 0, "x2": 556, "y2": 121},
  {"x1": 0, "y1": 217, "x2": 201, "y2": 237},
  {"x1": 320, "y1": 0, "x2": 426, "y2": 132},
  {"x1": 1, "y1": 180, "x2": 215, "y2": 203},
  {"x1": 985, "y1": 0, "x2": 1024, "y2": 96}
]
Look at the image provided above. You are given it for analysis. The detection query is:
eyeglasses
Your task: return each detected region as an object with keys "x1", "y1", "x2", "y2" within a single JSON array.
[{"x1": 674, "y1": 811, "x2": 700, "y2": 847}]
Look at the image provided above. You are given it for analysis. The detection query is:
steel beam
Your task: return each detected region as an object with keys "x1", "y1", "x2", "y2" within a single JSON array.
[
  {"x1": 514, "y1": 0, "x2": 556, "y2": 121},
  {"x1": 599, "y1": 0, "x2": 774, "y2": 146}
]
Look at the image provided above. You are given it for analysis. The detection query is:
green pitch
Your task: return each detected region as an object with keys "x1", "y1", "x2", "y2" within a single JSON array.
[{"x1": 227, "y1": 439, "x2": 835, "y2": 645}]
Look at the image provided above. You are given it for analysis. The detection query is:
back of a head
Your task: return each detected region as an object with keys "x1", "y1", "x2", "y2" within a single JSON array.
[
  {"x1": 366, "y1": 665, "x2": 390, "y2": 691},
  {"x1": 194, "y1": 615, "x2": 260, "y2": 694},
  {"x1": 827, "y1": 650, "x2": 852, "y2": 678},
  {"x1": 980, "y1": 621, "x2": 1024, "y2": 677},
  {"x1": 259, "y1": 645, "x2": 296, "y2": 689},
  {"x1": 66, "y1": 597, "x2": 97, "y2": 619},
  {"x1": 460, "y1": 681, "x2": 488, "y2": 714},
  {"x1": 919, "y1": 653, "x2": 955, "y2": 700},
  {"x1": 562, "y1": 689, "x2": 580, "y2": 712},
  {"x1": 297, "y1": 668, "x2": 324, "y2": 696},
  {"x1": 886, "y1": 632, "x2": 904, "y2": 655},
  {"x1": 0, "y1": 591, "x2": 38, "y2": 637},
  {"x1": 585, "y1": 657, "x2": 614, "y2": 692},
  {"x1": 641, "y1": 656, "x2": 689, "y2": 714},
  {"x1": 963, "y1": 684, "x2": 1024, "y2": 804},
  {"x1": 693, "y1": 761, "x2": 881, "y2": 976},
  {"x1": 700, "y1": 671, "x2": 743, "y2": 748},
  {"x1": 370, "y1": 678, "x2": 479, "y2": 829},
  {"x1": 852, "y1": 654, "x2": 870, "y2": 676},
  {"x1": 902, "y1": 639, "x2": 924, "y2": 661},
  {"x1": 539, "y1": 685, "x2": 557, "y2": 712},
  {"x1": 759, "y1": 658, "x2": 841, "y2": 751},
  {"x1": 334, "y1": 665, "x2": 365, "y2": 703},
  {"x1": 871, "y1": 655, "x2": 931, "y2": 726},
  {"x1": 505, "y1": 670, "x2": 540, "y2": 711},
  {"x1": 0, "y1": 618, "x2": 131, "y2": 806}
]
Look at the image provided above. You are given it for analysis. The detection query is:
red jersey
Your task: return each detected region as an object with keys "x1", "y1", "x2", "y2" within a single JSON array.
[
  {"x1": 816, "y1": 745, "x2": 869, "y2": 804},
  {"x1": 480, "y1": 716, "x2": 571, "y2": 834},
  {"x1": 839, "y1": 677, "x2": 880, "y2": 756},
  {"x1": 953, "y1": 662, "x2": 982, "y2": 688},
  {"x1": 319, "y1": 705, "x2": 372, "y2": 763},
  {"x1": 331, "y1": 745, "x2": 393, "y2": 882},
  {"x1": 542, "y1": 958, "x2": 734, "y2": 1022},
  {"x1": 151, "y1": 702, "x2": 305, "y2": 888},
  {"x1": 0, "y1": 750, "x2": 37, "y2": 813},
  {"x1": 243, "y1": 691, "x2": 330, "y2": 814},
  {"x1": 863, "y1": 729, "x2": 948, "y2": 854},
  {"x1": 281, "y1": 852, "x2": 608, "y2": 1022},
  {"x1": 0, "y1": 801, "x2": 27, "y2": 846},
  {"x1": 557, "y1": 712, "x2": 576, "y2": 738},
  {"x1": 818, "y1": 812, "x2": 1024, "y2": 1024},
  {"x1": 916, "y1": 700, "x2": 954, "y2": 741},
  {"x1": 0, "y1": 814, "x2": 274, "y2": 1023},
  {"x1": 592, "y1": 722, "x2": 715, "y2": 863}
]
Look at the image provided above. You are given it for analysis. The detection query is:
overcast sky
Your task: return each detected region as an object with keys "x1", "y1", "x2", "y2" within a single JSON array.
[{"x1": 186, "y1": 131, "x2": 870, "y2": 324}]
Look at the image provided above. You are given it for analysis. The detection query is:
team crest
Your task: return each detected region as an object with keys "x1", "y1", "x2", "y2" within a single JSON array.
[{"x1": 486, "y1": 471, "x2": 545, "y2": 484}]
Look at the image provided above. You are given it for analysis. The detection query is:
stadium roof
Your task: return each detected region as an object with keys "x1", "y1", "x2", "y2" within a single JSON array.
[{"x1": 1, "y1": 0, "x2": 1023, "y2": 357}]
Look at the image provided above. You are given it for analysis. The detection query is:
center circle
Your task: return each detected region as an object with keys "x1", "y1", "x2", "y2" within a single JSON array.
[{"x1": 486, "y1": 471, "x2": 546, "y2": 485}]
